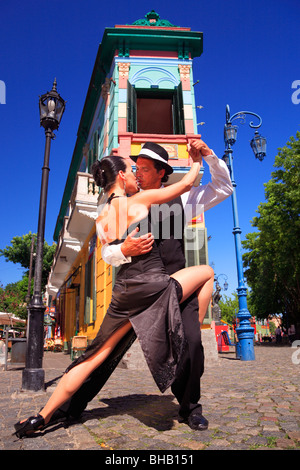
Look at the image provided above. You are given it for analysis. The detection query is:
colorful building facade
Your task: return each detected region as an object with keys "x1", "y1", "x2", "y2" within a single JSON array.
[{"x1": 46, "y1": 11, "x2": 210, "y2": 351}]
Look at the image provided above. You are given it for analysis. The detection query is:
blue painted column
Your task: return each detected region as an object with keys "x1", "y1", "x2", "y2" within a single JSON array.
[{"x1": 227, "y1": 148, "x2": 255, "y2": 361}]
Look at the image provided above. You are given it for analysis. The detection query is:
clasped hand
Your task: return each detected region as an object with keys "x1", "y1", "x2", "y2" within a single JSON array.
[{"x1": 188, "y1": 137, "x2": 212, "y2": 162}]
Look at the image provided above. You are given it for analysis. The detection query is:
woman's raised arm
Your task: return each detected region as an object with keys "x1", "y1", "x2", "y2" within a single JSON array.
[{"x1": 129, "y1": 160, "x2": 201, "y2": 211}]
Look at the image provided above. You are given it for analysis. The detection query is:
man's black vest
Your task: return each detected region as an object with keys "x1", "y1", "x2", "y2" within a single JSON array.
[{"x1": 149, "y1": 196, "x2": 186, "y2": 275}]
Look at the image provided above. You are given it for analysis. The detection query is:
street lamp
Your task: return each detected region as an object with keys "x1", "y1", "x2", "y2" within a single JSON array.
[
  {"x1": 222, "y1": 104, "x2": 266, "y2": 361},
  {"x1": 215, "y1": 273, "x2": 229, "y2": 292},
  {"x1": 22, "y1": 79, "x2": 66, "y2": 391}
]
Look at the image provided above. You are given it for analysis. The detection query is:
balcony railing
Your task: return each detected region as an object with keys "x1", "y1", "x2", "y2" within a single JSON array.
[
  {"x1": 46, "y1": 172, "x2": 99, "y2": 299},
  {"x1": 67, "y1": 172, "x2": 99, "y2": 242}
]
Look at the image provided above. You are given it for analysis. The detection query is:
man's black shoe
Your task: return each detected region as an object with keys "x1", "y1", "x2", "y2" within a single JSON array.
[
  {"x1": 187, "y1": 412, "x2": 208, "y2": 431},
  {"x1": 178, "y1": 409, "x2": 209, "y2": 431}
]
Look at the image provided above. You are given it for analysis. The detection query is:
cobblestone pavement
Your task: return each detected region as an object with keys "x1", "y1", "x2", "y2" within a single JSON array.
[{"x1": 1, "y1": 344, "x2": 300, "y2": 452}]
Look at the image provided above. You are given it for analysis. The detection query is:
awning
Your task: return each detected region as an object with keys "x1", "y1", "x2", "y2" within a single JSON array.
[{"x1": 0, "y1": 312, "x2": 26, "y2": 326}]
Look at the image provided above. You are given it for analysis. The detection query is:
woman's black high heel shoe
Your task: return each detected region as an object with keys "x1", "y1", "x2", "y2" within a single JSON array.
[{"x1": 14, "y1": 414, "x2": 45, "y2": 438}]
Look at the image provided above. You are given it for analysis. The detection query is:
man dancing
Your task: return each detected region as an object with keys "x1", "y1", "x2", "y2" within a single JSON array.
[{"x1": 53, "y1": 138, "x2": 232, "y2": 431}]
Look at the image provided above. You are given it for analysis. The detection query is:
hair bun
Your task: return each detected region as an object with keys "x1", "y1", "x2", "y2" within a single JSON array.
[
  {"x1": 98, "y1": 166, "x2": 107, "y2": 188},
  {"x1": 91, "y1": 160, "x2": 106, "y2": 188},
  {"x1": 91, "y1": 156, "x2": 127, "y2": 192}
]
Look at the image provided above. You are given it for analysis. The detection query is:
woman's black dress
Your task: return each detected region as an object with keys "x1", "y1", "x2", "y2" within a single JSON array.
[{"x1": 65, "y1": 210, "x2": 185, "y2": 393}]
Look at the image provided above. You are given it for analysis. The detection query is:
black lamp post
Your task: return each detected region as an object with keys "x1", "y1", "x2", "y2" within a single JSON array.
[
  {"x1": 22, "y1": 79, "x2": 65, "y2": 391},
  {"x1": 222, "y1": 104, "x2": 266, "y2": 361}
]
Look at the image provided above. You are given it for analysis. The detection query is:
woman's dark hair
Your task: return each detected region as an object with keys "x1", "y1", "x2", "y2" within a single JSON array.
[{"x1": 91, "y1": 156, "x2": 127, "y2": 192}]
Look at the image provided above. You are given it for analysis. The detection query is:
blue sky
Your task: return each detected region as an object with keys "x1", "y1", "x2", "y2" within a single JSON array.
[{"x1": 0, "y1": 0, "x2": 299, "y2": 299}]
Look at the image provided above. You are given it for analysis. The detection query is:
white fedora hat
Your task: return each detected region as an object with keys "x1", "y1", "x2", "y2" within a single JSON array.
[{"x1": 130, "y1": 142, "x2": 173, "y2": 175}]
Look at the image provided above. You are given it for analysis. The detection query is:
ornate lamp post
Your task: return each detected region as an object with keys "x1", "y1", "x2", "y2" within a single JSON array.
[
  {"x1": 223, "y1": 104, "x2": 266, "y2": 361},
  {"x1": 215, "y1": 273, "x2": 229, "y2": 292},
  {"x1": 22, "y1": 79, "x2": 66, "y2": 391}
]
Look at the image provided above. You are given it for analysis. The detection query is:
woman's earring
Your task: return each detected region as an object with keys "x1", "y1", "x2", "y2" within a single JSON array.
[{"x1": 123, "y1": 180, "x2": 126, "y2": 195}]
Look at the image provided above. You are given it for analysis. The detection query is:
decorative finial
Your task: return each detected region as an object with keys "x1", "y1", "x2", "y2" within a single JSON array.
[{"x1": 132, "y1": 10, "x2": 176, "y2": 27}]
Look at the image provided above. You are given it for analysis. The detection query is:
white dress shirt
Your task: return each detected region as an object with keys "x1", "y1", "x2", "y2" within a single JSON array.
[{"x1": 101, "y1": 152, "x2": 233, "y2": 267}]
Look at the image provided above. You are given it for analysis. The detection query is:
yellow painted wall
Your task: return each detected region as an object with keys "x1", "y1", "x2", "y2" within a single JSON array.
[
  {"x1": 64, "y1": 288, "x2": 76, "y2": 341},
  {"x1": 95, "y1": 236, "x2": 113, "y2": 328},
  {"x1": 130, "y1": 142, "x2": 189, "y2": 160}
]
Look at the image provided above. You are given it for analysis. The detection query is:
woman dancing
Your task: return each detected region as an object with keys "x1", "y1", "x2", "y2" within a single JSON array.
[{"x1": 14, "y1": 140, "x2": 214, "y2": 438}]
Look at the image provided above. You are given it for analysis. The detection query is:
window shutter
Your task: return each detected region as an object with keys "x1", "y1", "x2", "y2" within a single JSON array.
[
  {"x1": 173, "y1": 82, "x2": 185, "y2": 135},
  {"x1": 93, "y1": 131, "x2": 99, "y2": 160},
  {"x1": 88, "y1": 149, "x2": 93, "y2": 173},
  {"x1": 184, "y1": 227, "x2": 210, "y2": 320},
  {"x1": 92, "y1": 253, "x2": 97, "y2": 321},
  {"x1": 127, "y1": 81, "x2": 137, "y2": 133},
  {"x1": 184, "y1": 227, "x2": 208, "y2": 267},
  {"x1": 84, "y1": 259, "x2": 91, "y2": 324}
]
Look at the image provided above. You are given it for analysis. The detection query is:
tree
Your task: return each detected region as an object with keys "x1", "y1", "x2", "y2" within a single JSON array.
[
  {"x1": 219, "y1": 292, "x2": 239, "y2": 324},
  {"x1": 242, "y1": 132, "x2": 300, "y2": 326},
  {"x1": 0, "y1": 283, "x2": 27, "y2": 319},
  {"x1": 0, "y1": 232, "x2": 56, "y2": 291},
  {"x1": 219, "y1": 291, "x2": 254, "y2": 325}
]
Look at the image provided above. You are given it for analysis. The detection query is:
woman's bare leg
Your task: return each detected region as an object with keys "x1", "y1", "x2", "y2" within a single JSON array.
[
  {"x1": 171, "y1": 265, "x2": 214, "y2": 324},
  {"x1": 37, "y1": 321, "x2": 132, "y2": 424}
]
